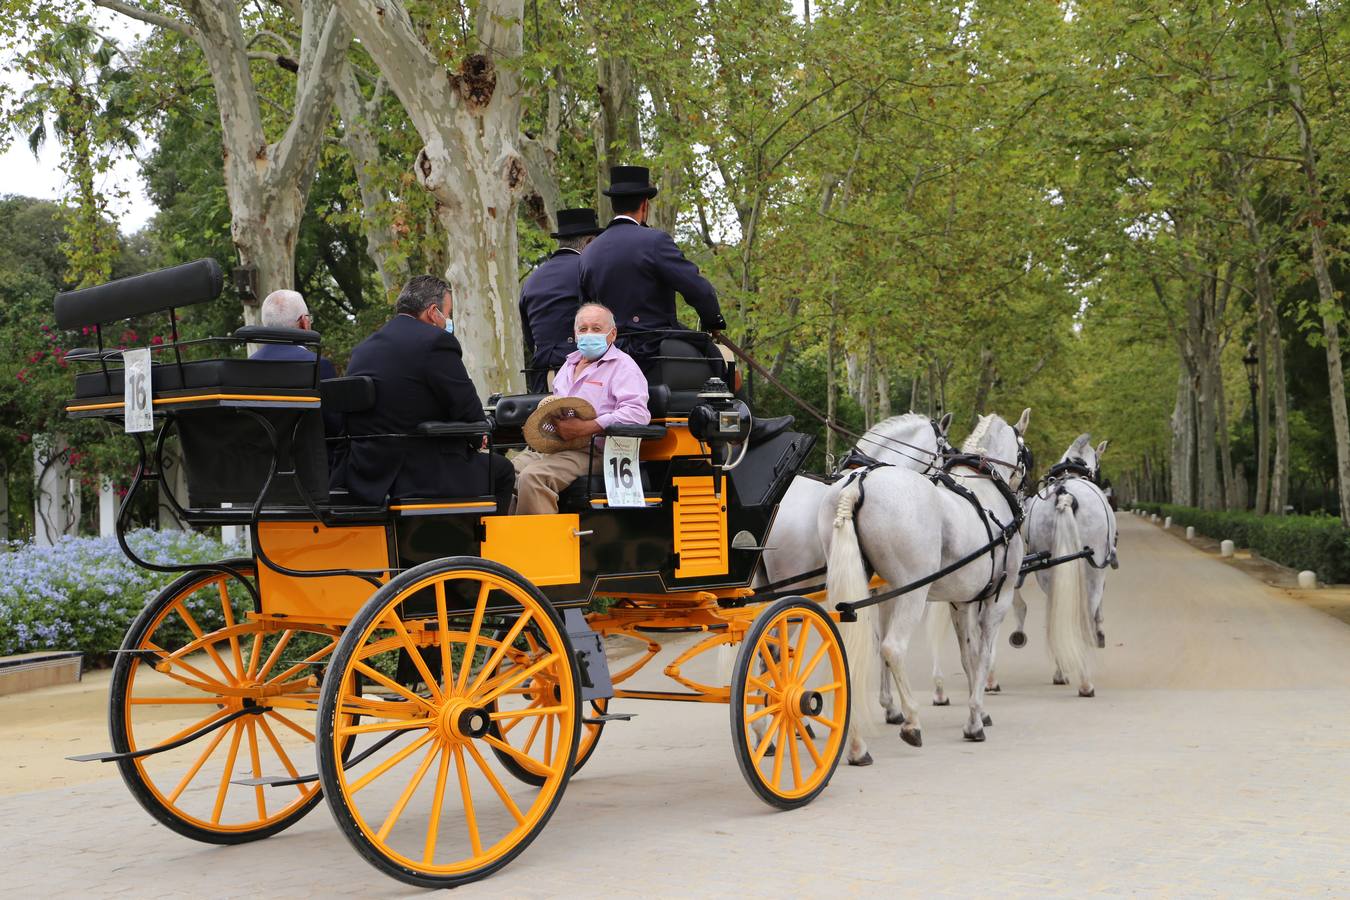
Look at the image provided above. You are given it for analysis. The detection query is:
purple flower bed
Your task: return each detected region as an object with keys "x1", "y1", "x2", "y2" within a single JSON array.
[{"x1": 0, "y1": 531, "x2": 242, "y2": 661}]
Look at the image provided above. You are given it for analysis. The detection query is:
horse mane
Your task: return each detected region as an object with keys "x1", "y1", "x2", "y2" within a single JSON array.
[
  {"x1": 962, "y1": 414, "x2": 994, "y2": 453},
  {"x1": 865, "y1": 412, "x2": 929, "y2": 442}
]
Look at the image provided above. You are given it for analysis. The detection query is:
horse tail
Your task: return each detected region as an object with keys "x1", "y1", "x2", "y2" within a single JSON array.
[
  {"x1": 827, "y1": 477, "x2": 881, "y2": 732},
  {"x1": 1047, "y1": 491, "x2": 1094, "y2": 689}
]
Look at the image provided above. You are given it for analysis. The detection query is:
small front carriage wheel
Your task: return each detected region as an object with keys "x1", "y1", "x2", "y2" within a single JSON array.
[
  {"x1": 317, "y1": 558, "x2": 580, "y2": 889},
  {"x1": 729, "y1": 597, "x2": 850, "y2": 810},
  {"x1": 109, "y1": 562, "x2": 337, "y2": 843}
]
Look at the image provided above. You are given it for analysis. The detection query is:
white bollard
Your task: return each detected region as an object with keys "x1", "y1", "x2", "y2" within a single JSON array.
[
  {"x1": 1186, "y1": 526, "x2": 1195, "y2": 540},
  {"x1": 1220, "y1": 540, "x2": 1235, "y2": 558},
  {"x1": 1151, "y1": 514, "x2": 1159, "y2": 523},
  {"x1": 1163, "y1": 516, "x2": 1172, "y2": 529},
  {"x1": 1298, "y1": 570, "x2": 1318, "y2": 589}
]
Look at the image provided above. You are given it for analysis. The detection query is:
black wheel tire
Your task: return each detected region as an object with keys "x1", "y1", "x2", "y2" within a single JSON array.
[
  {"x1": 316, "y1": 556, "x2": 580, "y2": 889},
  {"x1": 491, "y1": 696, "x2": 607, "y2": 785},
  {"x1": 109, "y1": 562, "x2": 324, "y2": 845}
]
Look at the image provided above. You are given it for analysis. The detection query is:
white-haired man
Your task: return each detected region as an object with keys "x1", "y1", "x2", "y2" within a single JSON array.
[
  {"x1": 512, "y1": 302, "x2": 649, "y2": 515},
  {"x1": 252, "y1": 290, "x2": 339, "y2": 435}
]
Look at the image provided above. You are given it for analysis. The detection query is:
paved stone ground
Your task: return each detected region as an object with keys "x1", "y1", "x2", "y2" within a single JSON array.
[{"x1": 3, "y1": 514, "x2": 1349, "y2": 897}]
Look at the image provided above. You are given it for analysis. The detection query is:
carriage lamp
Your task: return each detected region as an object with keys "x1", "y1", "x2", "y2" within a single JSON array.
[
  {"x1": 1243, "y1": 341, "x2": 1260, "y2": 442},
  {"x1": 690, "y1": 378, "x2": 751, "y2": 445}
]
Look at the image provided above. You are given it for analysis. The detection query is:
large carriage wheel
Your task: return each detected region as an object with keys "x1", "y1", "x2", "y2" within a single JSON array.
[
  {"x1": 317, "y1": 558, "x2": 579, "y2": 889},
  {"x1": 109, "y1": 562, "x2": 338, "y2": 843},
  {"x1": 729, "y1": 597, "x2": 850, "y2": 810}
]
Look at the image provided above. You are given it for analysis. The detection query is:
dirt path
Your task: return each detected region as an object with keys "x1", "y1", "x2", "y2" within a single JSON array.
[{"x1": 2, "y1": 514, "x2": 1347, "y2": 896}]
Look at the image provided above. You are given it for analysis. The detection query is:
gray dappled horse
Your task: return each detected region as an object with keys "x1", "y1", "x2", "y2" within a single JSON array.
[
  {"x1": 821, "y1": 411, "x2": 1031, "y2": 764},
  {"x1": 1010, "y1": 434, "x2": 1117, "y2": 697}
]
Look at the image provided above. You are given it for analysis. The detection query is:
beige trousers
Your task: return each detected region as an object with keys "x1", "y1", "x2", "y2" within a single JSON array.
[{"x1": 512, "y1": 448, "x2": 597, "y2": 515}]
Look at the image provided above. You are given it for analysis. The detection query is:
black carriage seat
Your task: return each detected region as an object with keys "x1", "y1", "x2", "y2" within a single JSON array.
[{"x1": 656, "y1": 335, "x2": 727, "y2": 415}]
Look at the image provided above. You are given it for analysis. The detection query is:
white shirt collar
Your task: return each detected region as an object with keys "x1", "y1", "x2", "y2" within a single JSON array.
[
  {"x1": 613, "y1": 215, "x2": 641, "y2": 225},
  {"x1": 555, "y1": 247, "x2": 581, "y2": 256}
]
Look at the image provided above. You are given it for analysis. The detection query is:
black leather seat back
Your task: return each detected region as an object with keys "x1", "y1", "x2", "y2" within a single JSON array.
[
  {"x1": 658, "y1": 336, "x2": 725, "y2": 414},
  {"x1": 176, "y1": 408, "x2": 329, "y2": 508}
]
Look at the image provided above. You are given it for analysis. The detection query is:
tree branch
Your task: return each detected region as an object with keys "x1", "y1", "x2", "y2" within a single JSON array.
[{"x1": 93, "y1": 0, "x2": 198, "y2": 40}]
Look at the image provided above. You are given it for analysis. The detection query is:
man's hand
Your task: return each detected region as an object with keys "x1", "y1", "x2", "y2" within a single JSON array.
[{"x1": 554, "y1": 416, "x2": 602, "y2": 441}]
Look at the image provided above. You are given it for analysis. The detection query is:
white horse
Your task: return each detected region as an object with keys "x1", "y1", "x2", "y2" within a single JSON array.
[
  {"x1": 1009, "y1": 434, "x2": 1117, "y2": 697},
  {"x1": 821, "y1": 410, "x2": 1031, "y2": 764},
  {"x1": 757, "y1": 412, "x2": 952, "y2": 747}
]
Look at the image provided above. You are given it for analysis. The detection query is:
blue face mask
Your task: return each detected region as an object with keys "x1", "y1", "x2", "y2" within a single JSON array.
[
  {"x1": 443, "y1": 318, "x2": 454, "y2": 335},
  {"x1": 576, "y1": 333, "x2": 608, "y2": 360}
]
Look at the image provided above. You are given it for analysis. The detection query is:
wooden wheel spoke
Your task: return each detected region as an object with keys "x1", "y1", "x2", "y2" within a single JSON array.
[
  {"x1": 338, "y1": 716, "x2": 437, "y2": 737},
  {"x1": 265, "y1": 640, "x2": 336, "y2": 687},
  {"x1": 786, "y1": 716, "x2": 804, "y2": 790},
  {"x1": 166, "y1": 719, "x2": 230, "y2": 804},
  {"x1": 797, "y1": 642, "x2": 829, "y2": 684},
  {"x1": 776, "y1": 618, "x2": 791, "y2": 677},
  {"x1": 424, "y1": 746, "x2": 453, "y2": 865},
  {"x1": 452, "y1": 744, "x2": 483, "y2": 857},
  {"x1": 353, "y1": 661, "x2": 434, "y2": 710},
  {"x1": 348, "y1": 731, "x2": 436, "y2": 794},
  {"x1": 770, "y1": 716, "x2": 787, "y2": 789},
  {"x1": 752, "y1": 713, "x2": 781, "y2": 764},
  {"x1": 245, "y1": 631, "x2": 264, "y2": 681},
  {"x1": 129, "y1": 695, "x2": 227, "y2": 705},
  {"x1": 745, "y1": 703, "x2": 780, "y2": 726},
  {"x1": 256, "y1": 717, "x2": 305, "y2": 792},
  {"x1": 210, "y1": 722, "x2": 245, "y2": 825},
  {"x1": 794, "y1": 717, "x2": 826, "y2": 770},
  {"x1": 465, "y1": 610, "x2": 534, "y2": 697},
  {"x1": 813, "y1": 680, "x2": 843, "y2": 694},
  {"x1": 173, "y1": 602, "x2": 237, "y2": 684},
  {"x1": 808, "y1": 712, "x2": 844, "y2": 732},
  {"x1": 255, "y1": 630, "x2": 295, "y2": 683},
  {"x1": 384, "y1": 615, "x2": 443, "y2": 703},
  {"x1": 464, "y1": 741, "x2": 526, "y2": 825},
  {"x1": 519, "y1": 711, "x2": 545, "y2": 753},
  {"x1": 153, "y1": 706, "x2": 233, "y2": 749},
  {"x1": 337, "y1": 697, "x2": 425, "y2": 720},
  {"x1": 375, "y1": 743, "x2": 440, "y2": 842},
  {"x1": 435, "y1": 582, "x2": 453, "y2": 698},
  {"x1": 482, "y1": 733, "x2": 557, "y2": 779},
  {"x1": 142, "y1": 642, "x2": 233, "y2": 693},
  {"x1": 476, "y1": 653, "x2": 559, "y2": 707},
  {"x1": 747, "y1": 674, "x2": 781, "y2": 698},
  {"x1": 217, "y1": 579, "x2": 246, "y2": 678},
  {"x1": 245, "y1": 718, "x2": 267, "y2": 819},
  {"x1": 757, "y1": 643, "x2": 784, "y2": 685},
  {"x1": 455, "y1": 582, "x2": 491, "y2": 694},
  {"x1": 790, "y1": 619, "x2": 813, "y2": 678},
  {"x1": 265, "y1": 709, "x2": 316, "y2": 742},
  {"x1": 489, "y1": 704, "x2": 566, "y2": 723}
]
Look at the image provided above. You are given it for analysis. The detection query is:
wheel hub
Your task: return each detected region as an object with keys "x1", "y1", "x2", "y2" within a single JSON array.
[
  {"x1": 798, "y1": 690, "x2": 824, "y2": 717},
  {"x1": 438, "y1": 699, "x2": 491, "y2": 742}
]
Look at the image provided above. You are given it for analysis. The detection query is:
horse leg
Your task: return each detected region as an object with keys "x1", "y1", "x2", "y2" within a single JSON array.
[
  {"x1": 985, "y1": 638, "x2": 1001, "y2": 693},
  {"x1": 949, "y1": 602, "x2": 986, "y2": 741},
  {"x1": 1089, "y1": 568, "x2": 1107, "y2": 649},
  {"x1": 1009, "y1": 588, "x2": 1029, "y2": 648},
  {"x1": 880, "y1": 595, "x2": 926, "y2": 746},
  {"x1": 925, "y1": 602, "x2": 950, "y2": 706},
  {"x1": 967, "y1": 589, "x2": 1012, "y2": 737},
  {"x1": 877, "y1": 601, "x2": 903, "y2": 725}
]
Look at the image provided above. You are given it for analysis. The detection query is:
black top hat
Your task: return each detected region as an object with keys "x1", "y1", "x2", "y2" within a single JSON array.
[
  {"x1": 551, "y1": 208, "x2": 603, "y2": 239},
  {"x1": 603, "y1": 165, "x2": 659, "y2": 199}
]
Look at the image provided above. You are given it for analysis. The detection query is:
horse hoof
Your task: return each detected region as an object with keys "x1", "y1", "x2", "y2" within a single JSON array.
[
  {"x1": 1096, "y1": 631, "x2": 1106, "y2": 649},
  {"x1": 986, "y1": 683, "x2": 1001, "y2": 693},
  {"x1": 900, "y1": 728, "x2": 922, "y2": 748},
  {"x1": 1079, "y1": 688, "x2": 1095, "y2": 698},
  {"x1": 1053, "y1": 675, "x2": 1069, "y2": 686},
  {"x1": 1009, "y1": 630, "x2": 1027, "y2": 648},
  {"x1": 848, "y1": 752, "x2": 874, "y2": 767},
  {"x1": 932, "y1": 698, "x2": 950, "y2": 706},
  {"x1": 886, "y1": 711, "x2": 906, "y2": 726},
  {"x1": 981, "y1": 713, "x2": 993, "y2": 727},
  {"x1": 764, "y1": 744, "x2": 775, "y2": 757},
  {"x1": 964, "y1": 728, "x2": 986, "y2": 743}
]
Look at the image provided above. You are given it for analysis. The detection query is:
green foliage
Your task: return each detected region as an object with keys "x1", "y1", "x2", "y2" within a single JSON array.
[{"x1": 1135, "y1": 502, "x2": 1350, "y2": 583}]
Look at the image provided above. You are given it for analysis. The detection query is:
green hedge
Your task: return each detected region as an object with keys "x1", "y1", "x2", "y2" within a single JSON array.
[{"x1": 1133, "y1": 503, "x2": 1350, "y2": 583}]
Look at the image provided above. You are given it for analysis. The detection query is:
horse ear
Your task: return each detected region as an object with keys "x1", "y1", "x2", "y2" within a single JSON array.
[
  {"x1": 938, "y1": 412, "x2": 953, "y2": 435},
  {"x1": 1015, "y1": 408, "x2": 1031, "y2": 433},
  {"x1": 1096, "y1": 439, "x2": 1110, "y2": 458}
]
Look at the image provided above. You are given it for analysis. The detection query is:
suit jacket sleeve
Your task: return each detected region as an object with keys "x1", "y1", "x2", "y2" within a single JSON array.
[
  {"x1": 650, "y1": 231, "x2": 722, "y2": 326},
  {"x1": 518, "y1": 293, "x2": 535, "y2": 357},
  {"x1": 425, "y1": 333, "x2": 486, "y2": 423}
]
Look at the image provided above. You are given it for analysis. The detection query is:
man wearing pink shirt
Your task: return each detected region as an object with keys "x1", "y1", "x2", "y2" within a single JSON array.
[{"x1": 512, "y1": 302, "x2": 650, "y2": 515}]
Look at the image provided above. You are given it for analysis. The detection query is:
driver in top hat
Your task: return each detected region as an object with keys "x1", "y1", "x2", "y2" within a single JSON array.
[
  {"x1": 519, "y1": 207, "x2": 604, "y2": 394},
  {"x1": 579, "y1": 165, "x2": 726, "y2": 375}
]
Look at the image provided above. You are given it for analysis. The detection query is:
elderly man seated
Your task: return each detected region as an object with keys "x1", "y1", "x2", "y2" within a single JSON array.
[
  {"x1": 252, "y1": 289, "x2": 341, "y2": 438},
  {"x1": 513, "y1": 302, "x2": 649, "y2": 515}
]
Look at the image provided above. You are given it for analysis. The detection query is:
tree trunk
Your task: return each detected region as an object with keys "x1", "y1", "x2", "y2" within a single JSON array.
[
  {"x1": 33, "y1": 437, "x2": 77, "y2": 547},
  {"x1": 875, "y1": 362, "x2": 891, "y2": 420},
  {"x1": 335, "y1": 0, "x2": 529, "y2": 393},
  {"x1": 0, "y1": 460, "x2": 8, "y2": 541},
  {"x1": 1170, "y1": 369, "x2": 1195, "y2": 506},
  {"x1": 1214, "y1": 354, "x2": 1238, "y2": 511},
  {"x1": 1237, "y1": 190, "x2": 1275, "y2": 513},
  {"x1": 593, "y1": 52, "x2": 641, "y2": 222},
  {"x1": 1269, "y1": 307, "x2": 1292, "y2": 514},
  {"x1": 970, "y1": 345, "x2": 996, "y2": 427},
  {"x1": 825, "y1": 308, "x2": 839, "y2": 466},
  {"x1": 1281, "y1": 11, "x2": 1350, "y2": 523}
]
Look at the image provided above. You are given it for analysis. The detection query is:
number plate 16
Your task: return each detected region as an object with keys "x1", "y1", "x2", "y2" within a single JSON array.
[
  {"x1": 602, "y1": 436, "x2": 644, "y2": 507},
  {"x1": 123, "y1": 347, "x2": 153, "y2": 433}
]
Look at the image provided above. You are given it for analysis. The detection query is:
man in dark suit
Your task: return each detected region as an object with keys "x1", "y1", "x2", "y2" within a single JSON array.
[
  {"x1": 333, "y1": 275, "x2": 514, "y2": 512},
  {"x1": 519, "y1": 208, "x2": 603, "y2": 393},
  {"x1": 251, "y1": 290, "x2": 341, "y2": 436},
  {"x1": 579, "y1": 166, "x2": 727, "y2": 376}
]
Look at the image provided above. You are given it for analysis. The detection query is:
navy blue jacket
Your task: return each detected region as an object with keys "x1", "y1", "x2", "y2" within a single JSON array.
[
  {"x1": 250, "y1": 342, "x2": 341, "y2": 436},
  {"x1": 333, "y1": 315, "x2": 493, "y2": 504},
  {"x1": 519, "y1": 249, "x2": 582, "y2": 392},
  {"x1": 579, "y1": 218, "x2": 723, "y2": 365}
]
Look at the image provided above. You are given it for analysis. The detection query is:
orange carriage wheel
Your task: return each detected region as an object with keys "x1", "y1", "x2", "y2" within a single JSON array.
[
  {"x1": 729, "y1": 597, "x2": 850, "y2": 810},
  {"x1": 317, "y1": 558, "x2": 579, "y2": 889},
  {"x1": 108, "y1": 563, "x2": 338, "y2": 843}
]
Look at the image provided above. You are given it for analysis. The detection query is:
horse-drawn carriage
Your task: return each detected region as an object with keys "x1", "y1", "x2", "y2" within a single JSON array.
[{"x1": 59, "y1": 260, "x2": 849, "y2": 887}]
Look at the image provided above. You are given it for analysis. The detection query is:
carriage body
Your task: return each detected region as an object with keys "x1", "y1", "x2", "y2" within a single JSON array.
[{"x1": 58, "y1": 261, "x2": 848, "y2": 887}]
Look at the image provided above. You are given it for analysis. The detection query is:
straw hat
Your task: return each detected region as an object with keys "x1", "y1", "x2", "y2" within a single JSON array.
[{"x1": 523, "y1": 395, "x2": 597, "y2": 453}]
